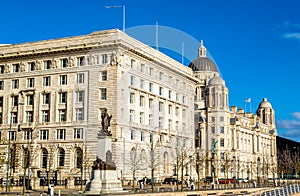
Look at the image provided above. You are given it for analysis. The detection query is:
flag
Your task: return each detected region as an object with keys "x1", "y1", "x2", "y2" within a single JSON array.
[{"x1": 245, "y1": 98, "x2": 251, "y2": 103}]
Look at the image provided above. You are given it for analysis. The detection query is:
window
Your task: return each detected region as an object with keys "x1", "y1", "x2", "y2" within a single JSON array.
[
  {"x1": 102, "y1": 54, "x2": 108, "y2": 64},
  {"x1": 176, "y1": 93, "x2": 179, "y2": 101},
  {"x1": 40, "y1": 130, "x2": 49, "y2": 140},
  {"x1": 100, "y1": 88, "x2": 107, "y2": 100},
  {"x1": 41, "y1": 148, "x2": 48, "y2": 168},
  {"x1": 74, "y1": 128, "x2": 83, "y2": 139},
  {"x1": 75, "y1": 91, "x2": 84, "y2": 102},
  {"x1": 220, "y1": 126, "x2": 225, "y2": 134},
  {"x1": 59, "y1": 75, "x2": 67, "y2": 85},
  {"x1": 100, "y1": 71, "x2": 107, "y2": 81},
  {"x1": 140, "y1": 63, "x2": 145, "y2": 72},
  {"x1": 56, "y1": 129, "x2": 66, "y2": 140},
  {"x1": 130, "y1": 59, "x2": 135, "y2": 68},
  {"x1": 0, "y1": 65, "x2": 4, "y2": 74},
  {"x1": 211, "y1": 116, "x2": 215, "y2": 122},
  {"x1": 60, "y1": 58, "x2": 68, "y2": 68},
  {"x1": 23, "y1": 148, "x2": 30, "y2": 168},
  {"x1": 182, "y1": 109, "x2": 186, "y2": 118},
  {"x1": 168, "y1": 105, "x2": 172, "y2": 115},
  {"x1": 75, "y1": 108, "x2": 84, "y2": 121},
  {"x1": 43, "y1": 60, "x2": 51, "y2": 69},
  {"x1": 159, "y1": 87, "x2": 163, "y2": 96},
  {"x1": 220, "y1": 117, "x2": 224, "y2": 122},
  {"x1": 41, "y1": 110, "x2": 50, "y2": 122},
  {"x1": 159, "y1": 117, "x2": 164, "y2": 127},
  {"x1": 23, "y1": 129, "x2": 32, "y2": 140},
  {"x1": 159, "y1": 72, "x2": 163, "y2": 80},
  {"x1": 168, "y1": 90, "x2": 172, "y2": 99},
  {"x1": 9, "y1": 131, "x2": 17, "y2": 141},
  {"x1": 0, "y1": 97, "x2": 2, "y2": 107},
  {"x1": 57, "y1": 148, "x2": 65, "y2": 167},
  {"x1": 77, "y1": 57, "x2": 85, "y2": 66},
  {"x1": 139, "y1": 112, "x2": 144, "y2": 124},
  {"x1": 58, "y1": 92, "x2": 67, "y2": 104},
  {"x1": 42, "y1": 93, "x2": 50, "y2": 104},
  {"x1": 12, "y1": 95, "x2": 18, "y2": 106},
  {"x1": 159, "y1": 101, "x2": 164, "y2": 112},
  {"x1": 149, "y1": 98, "x2": 153, "y2": 109},
  {"x1": 139, "y1": 96, "x2": 144, "y2": 107},
  {"x1": 12, "y1": 79, "x2": 19, "y2": 89},
  {"x1": 175, "y1": 121, "x2": 179, "y2": 131},
  {"x1": 76, "y1": 73, "x2": 84, "y2": 84},
  {"x1": 75, "y1": 148, "x2": 83, "y2": 168},
  {"x1": 27, "y1": 62, "x2": 35, "y2": 71},
  {"x1": 130, "y1": 76, "x2": 134, "y2": 86},
  {"x1": 12, "y1": 64, "x2": 19, "y2": 73},
  {"x1": 43, "y1": 76, "x2": 51, "y2": 86},
  {"x1": 175, "y1": 107, "x2": 179, "y2": 116},
  {"x1": 149, "y1": 83, "x2": 153, "y2": 92},
  {"x1": 58, "y1": 109, "x2": 66, "y2": 122},
  {"x1": 149, "y1": 114, "x2": 153, "y2": 125},
  {"x1": 140, "y1": 79, "x2": 144, "y2": 89},
  {"x1": 26, "y1": 78, "x2": 34, "y2": 88},
  {"x1": 168, "y1": 119, "x2": 172, "y2": 130},
  {"x1": 11, "y1": 112, "x2": 17, "y2": 124},
  {"x1": 25, "y1": 111, "x2": 33, "y2": 123},
  {"x1": 0, "y1": 81, "x2": 3, "y2": 90},
  {"x1": 129, "y1": 109, "x2": 135, "y2": 122},
  {"x1": 130, "y1": 130, "x2": 135, "y2": 140},
  {"x1": 211, "y1": 126, "x2": 215, "y2": 134},
  {"x1": 220, "y1": 138, "x2": 225, "y2": 147},
  {"x1": 26, "y1": 95, "x2": 34, "y2": 105},
  {"x1": 0, "y1": 112, "x2": 2, "y2": 124},
  {"x1": 149, "y1": 67, "x2": 153, "y2": 76},
  {"x1": 129, "y1": 93, "x2": 135, "y2": 104}
]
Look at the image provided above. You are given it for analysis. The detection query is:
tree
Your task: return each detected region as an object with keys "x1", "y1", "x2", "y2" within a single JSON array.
[
  {"x1": 195, "y1": 149, "x2": 206, "y2": 190},
  {"x1": 218, "y1": 151, "x2": 233, "y2": 189}
]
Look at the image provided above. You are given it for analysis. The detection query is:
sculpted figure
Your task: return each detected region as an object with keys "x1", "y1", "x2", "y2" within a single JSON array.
[
  {"x1": 101, "y1": 109, "x2": 112, "y2": 136},
  {"x1": 4, "y1": 64, "x2": 10, "y2": 73},
  {"x1": 69, "y1": 56, "x2": 75, "y2": 67},
  {"x1": 20, "y1": 62, "x2": 26, "y2": 72},
  {"x1": 36, "y1": 60, "x2": 42, "y2": 70},
  {"x1": 52, "y1": 58, "x2": 58, "y2": 68}
]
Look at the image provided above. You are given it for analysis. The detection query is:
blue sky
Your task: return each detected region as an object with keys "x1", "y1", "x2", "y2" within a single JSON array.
[{"x1": 1, "y1": 0, "x2": 300, "y2": 141}]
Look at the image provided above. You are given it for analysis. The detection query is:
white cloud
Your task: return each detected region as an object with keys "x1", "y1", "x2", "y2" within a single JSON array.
[
  {"x1": 291, "y1": 112, "x2": 300, "y2": 120},
  {"x1": 283, "y1": 33, "x2": 300, "y2": 40},
  {"x1": 277, "y1": 112, "x2": 300, "y2": 140}
]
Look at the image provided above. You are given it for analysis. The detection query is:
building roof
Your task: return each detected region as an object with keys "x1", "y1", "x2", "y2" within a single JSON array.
[{"x1": 258, "y1": 98, "x2": 272, "y2": 109}]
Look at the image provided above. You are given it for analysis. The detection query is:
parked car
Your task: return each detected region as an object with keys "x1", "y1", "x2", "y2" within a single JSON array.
[
  {"x1": 237, "y1": 178, "x2": 248, "y2": 183},
  {"x1": 218, "y1": 178, "x2": 234, "y2": 184},
  {"x1": 138, "y1": 177, "x2": 152, "y2": 185},
  {"x1": 204, "y1": 176, "x2": 214, "y2": 183},
  {"x1": 162, "y1": 177, "x2": 181, "y2": 184}
]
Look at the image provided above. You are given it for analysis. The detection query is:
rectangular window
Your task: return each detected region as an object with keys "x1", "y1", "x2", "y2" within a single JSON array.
[
  {"x1": 11, "y1": 79, "x2": 19, "y2": 89},
  {"x1": 140, "y1": 63, "x2": 145, "y2": 72},
  {"x1": 0, "y1": 81, "x2": 3, "y2": 90},
  {"x1": 149, "y1": 98, "x2": 153, "y2": 109},
  {"x1": 42, "y1": 110, "x2": 50, "y2": 122},
  {"x1": 12, "y1": 64, "x2": 19, "y2": 73},
  {"x1": 159, "y1": 87, "x2": 163, "y2": 96},
  {"x1": 176, "y1": 93, "x2": 179, "y2": 101},
  {"x1": 12, "y1": 95, "x2": 18, "y2": 106},
  {"x1": 211, "y1": 116, "x2": 215, "y2": 122},
  {"x1": 220, "y1": 152, "x2": 225, "y2": 159},
  {"x1": 102, "y1": 54, "x2": 108, "y2": 64},
  {"x1": 42, "y1": 93, "x2": 50, "y2": 104},
  {"x1": 9, "y1": 131, "x2": 17, "y2": 141},
  {"x1": 130, "y1": 59, "x2": 135, "y2": 68},
  {"x1": 27, "y1": 62, "x2": 35, "y2": 71},
  {"x1": 139, "y1": 96, "x2": 144, "y2": 107},
  {"x1": 140, "y1": 79, "x2": 144, "y2": 89},
  {"x1": 182, "y1": 109, "x2": 186, "y2": 118},
  {"x1": 149, "y1": 67, "x2": 153, "y2": 76},
  {"x1": 58, "y1": 109, "x2": 66, "y2": 122},
  {"x1": 75, "y1": 91, "x2": 84, "y2": 102},
  {"x1": 139, "y1": 112, "x2": 144, "y2": 124},
  {"x1": 149, "y1": 83, "x2": 153, "y2": 92},
  {"x1": 0, "y1": 65, "x2": 4, "y2": 74},
  {"x1": 159, "y1": 101, "x2": 164, "y2": 112},
  {"x1": 11, "y1": 112, "x2": 17, "y2": 124},
  {"x1": 220, "y1": 126, "x2": 225, "y2": 134},
  {"x1": 43, "y1": 60, "x2": 51, "y2": 69},
  {"x1": 168, "y1": 90, "x2": 172, "y2": 99},
  {"x1": 211, "y1": 126, "x2": 215, "y2": 134},
  {"x1": 130, "y1": 129, "x2": 135, "y2": 140},
  {"x1": 175, "y1": 121, "x2": 179, "y2": 131},
  {"x1": 25, "y1": 111, "x2": 33, "y2": 123},
  {"x1": 159, "y1": 117, "x2": 164, "y2": 127},
  {"x1": 43, "y1": 76, "x2": 51, "y2": 86},
  {"x1": 77, "y1": 56, "x2": 85, "y2": 66},
  {"x1": 220, "y1": 117, "x2": 224, "y2": 122},
  {"x1": 130, "y1": 76, "x2": 134, "y2": 86},
  {"x1": 129, "y1": 93, "x2": 135, "y2": 104},
  {"x1": 168, "y1": 105, "x2": 172, "y2": 115},
  {"x1": 74, "y1": 128, "x2": 83, "y2": 139},
  {"x1": 23, "y1": 129, "x2": 32, "y2": 140},
  {"x1": 175, "y1": 107, "x2": 179, "y2": 116},
  {"x1": 100, "y1": 71, "x2": 107, "y2": 81},
  {"x1": 59, "y1": 92, "x2": 67, "y2": 104},
  {"x1": 56, "y1": 129, "x2": 66, "y2": 140},
  {"x1": 26, "y1": 95, "x2": 34, "y2": 105},
  {"x1": 59, "y1": 75, "x2": 67, "y2": 85},
  {"x1": 26, "y1": 78, "x2": 34, "y2": 88},
  {"x1": 40, "y1": 130, "x2": 49, "y2": 140},
  {"x1": 140, "y1": 131, "x2": 144, "y2": 141},
  {"x1": 159, "y1": 72, "x2": 163, "y2": 80},
  {"x1": 129, "y1": 109, "x2": 135, "y2": 122},
  {"x1": 168, "y1": 119, "x2": 172, "y2": 130},
  {"x1": 149, "y1": 114, "x2": 153, "y2": 125},
  {"x1": 75, "y1": 108, "x2": 84, "y2": 121},
  {"x1": 76, "y1": 73, "x2": 84, "y2": 84},
  {"x1": 60, "y1": 58, "x2": 68, "y2": 68},
  {"x1": 0, "y1": 97, "x2": 3, "y2": 107},
  {"x1": 100, "y1": 88, "x2": 107, "y2": 100},
  {"x1": 220, "y1": 138, "x2": 225, "y2": 147}
]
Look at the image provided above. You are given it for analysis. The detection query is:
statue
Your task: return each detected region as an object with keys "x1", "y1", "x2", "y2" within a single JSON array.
[
  {"x1": 101, "y1": 109, "x2": 112, "y2": 136},
  {"x1": 92, "y1": 156, "x2": 103, "y2": 170},
  {"x1": 110, "y1": 52, "x2": 121, "y2": 66},
  {"x1": 212, "y1": 140, "x2": 218, "y2": 154}
]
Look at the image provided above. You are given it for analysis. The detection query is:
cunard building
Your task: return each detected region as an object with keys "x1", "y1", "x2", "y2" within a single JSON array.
[{"x1": 0, "y1": 28, "x2": 277, "y2": 189}]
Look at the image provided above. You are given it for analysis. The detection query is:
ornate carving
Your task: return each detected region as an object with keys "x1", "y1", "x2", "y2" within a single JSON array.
[
  {"x1": 4, "y1": 63, "x2": 10, "y2": 73},
  {"x1": 110, "y1": 52, "x2": 121, "y2": 66},
  {"x1": 100, "y1": 109, "x2": 112, "y2": 136},
  {"x1": 36, "y1": 60, "x2": 42, "y2": 70},
  {"x1": 20, "y1": 62, "x2": 26, "y2": 72},
  {"x1": 52, "y1": 58, "x2": 58, "y2": 68},
  {"x1": 69, "y1": 56, "x2": 75, "y2": 67}
]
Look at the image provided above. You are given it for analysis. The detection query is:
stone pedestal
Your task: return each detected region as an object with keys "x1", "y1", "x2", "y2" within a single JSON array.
[{"x1": 97, "y1": 136, "x2": 112, "y2": 161}]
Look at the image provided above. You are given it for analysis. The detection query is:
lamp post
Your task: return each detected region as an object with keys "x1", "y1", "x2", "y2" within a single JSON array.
[
  {"x1": 257, "y1": 157, "x2": 261, "y2": 187},
  {"x1": 233, "y1": 156, "x2": 236, "y2": 189}
]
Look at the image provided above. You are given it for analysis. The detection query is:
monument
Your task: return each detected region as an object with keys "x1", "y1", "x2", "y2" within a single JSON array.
[{"x1": 85, "y1": 109, "x2": 123, "y2": 194}]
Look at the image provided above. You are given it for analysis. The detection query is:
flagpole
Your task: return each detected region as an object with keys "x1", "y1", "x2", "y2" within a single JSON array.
[
  {"x1": 181, "y1": 42, "x2": 184, "y2": 64},
  {"x1": 123, "y1": 5, "x2": 126, "y2": 32},
  {"x1": 105, "y1": 5, "x2": 126, "y2": 32},
  {"x1": 156, "y1": 21, "x2": 159, "y2": 50}
]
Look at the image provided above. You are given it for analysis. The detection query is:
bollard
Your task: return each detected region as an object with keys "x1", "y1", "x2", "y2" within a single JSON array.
[{"x1": 59, "y1": 190, "x2": 61, "y2": 196}]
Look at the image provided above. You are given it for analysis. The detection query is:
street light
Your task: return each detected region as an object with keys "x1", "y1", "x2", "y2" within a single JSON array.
[
  {"x1": 233, "y1": 156, "x2": 236, "y2": 189},
  {"x1": 6, "y1": 102, "x2": 24, "y2": 193}
]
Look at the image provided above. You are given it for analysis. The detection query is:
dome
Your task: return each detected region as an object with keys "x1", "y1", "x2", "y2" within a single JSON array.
[
  {"x1": 188, "y1": 40, "x2": 219, "y2": 73},
  {"x1": 208, "y1": 76, "x2": 225, "y2": 86},
  {"x1": 258, "y1": 98, "x2": 272, "y2": 109},
  {"x1": 188, "y1": 57, "x2": 219, "y2": 72}
]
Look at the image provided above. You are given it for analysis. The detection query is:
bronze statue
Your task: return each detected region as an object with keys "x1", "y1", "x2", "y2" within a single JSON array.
[{"x1": 101, "y1": 109, "x2": 112, "y2": 136}]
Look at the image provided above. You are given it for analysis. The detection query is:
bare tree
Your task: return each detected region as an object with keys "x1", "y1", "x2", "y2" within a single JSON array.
[
  {"x1": 218, "y1": 151, "x2": 233, "y2": 189},
  {"x1": 195, "y1": 149, "x2": 206, "y2": 190}
]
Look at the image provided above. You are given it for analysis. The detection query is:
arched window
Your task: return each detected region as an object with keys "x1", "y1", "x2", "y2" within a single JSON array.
[
  {"x1": 23, "y1": 148, "x2": 30, "y2": 168},
  {"x1": 75, "y1": 148, "x2": 83, "y2": 169},
  {"x1": 41, "y1": 148, "x2": 48, "y2": 169},
  {"x1": 57, "y1": 148, "x2": 65, "y2": 167}
]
